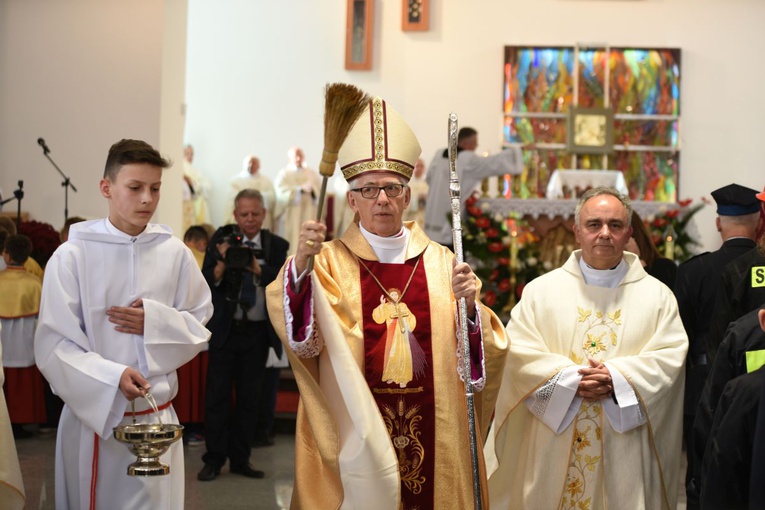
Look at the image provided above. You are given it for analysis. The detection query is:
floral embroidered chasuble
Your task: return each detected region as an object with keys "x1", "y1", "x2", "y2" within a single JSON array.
[{"x1": 485, "y1": 251, "x2": 687, "y2": 510}]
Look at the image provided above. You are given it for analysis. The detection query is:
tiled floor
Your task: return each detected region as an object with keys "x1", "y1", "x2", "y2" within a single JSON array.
[
  {"x1": 15, "y1": 429, "x2": 295, "y2": 510},
  {"x1": 15, "y1": 427, "x2": 687, "y2": 509}
]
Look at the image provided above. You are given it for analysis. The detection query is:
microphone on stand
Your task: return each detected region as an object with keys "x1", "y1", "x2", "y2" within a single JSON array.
[
  {"x1": 36, "y1": 137, "x2": 77, "y2": 221},
  {"x1": 37, "y1": 138, "x2": 50, "y2": 155},
  {"x1": 0, "y1": 179, "x2": 25, "y2": 226}
]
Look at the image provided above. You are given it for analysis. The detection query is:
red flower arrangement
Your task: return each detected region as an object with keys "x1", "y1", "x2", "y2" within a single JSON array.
[
  {"x1": 647, "y1": 198, "x2": 706, "y2": 263},
  {"x1": 18, "y1": 220, "x2": 61, "y2": 268},
  {"x1": 462, "y1": 195, "x2": 546, "y2": 321}
]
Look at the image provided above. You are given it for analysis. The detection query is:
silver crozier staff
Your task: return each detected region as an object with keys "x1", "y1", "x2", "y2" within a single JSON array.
[{"x1": 448, "y1": 113, "x2": 483, "y2": 510}]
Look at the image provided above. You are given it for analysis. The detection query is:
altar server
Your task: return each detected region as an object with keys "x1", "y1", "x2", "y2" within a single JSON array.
[
  {"x1": 0, "y1": 235, "x2": 46, "y2": 431},
  {"x1": 35, "y1": 139, "x2": 213, "y2": 510}
]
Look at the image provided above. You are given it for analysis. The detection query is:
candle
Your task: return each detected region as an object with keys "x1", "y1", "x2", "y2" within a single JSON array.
[
  {"x1": 510, "y1": 230, "x2": 519, "y2": 268},
  {"x1": 664, "y1": 225, "x2": 676, "y2": 261}
]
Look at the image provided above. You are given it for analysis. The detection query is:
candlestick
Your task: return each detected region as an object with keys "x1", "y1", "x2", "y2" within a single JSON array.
[
  {"x1": 503, "y1": 230, "x2": 520, "y2": 314},
  {"x1": 510, "y1": 231, "x2": 519, "y2": 269}
]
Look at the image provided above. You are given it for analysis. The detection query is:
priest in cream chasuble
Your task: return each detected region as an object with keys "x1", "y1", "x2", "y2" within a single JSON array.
[
  {"x1": 266, "y1": 96, "x2": 508, "y2": 510},
  {"x1": 485, "y1": 188, "x2": 687, "y2": 510}
]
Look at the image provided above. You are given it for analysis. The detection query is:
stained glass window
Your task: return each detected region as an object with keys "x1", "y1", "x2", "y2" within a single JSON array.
[{"x1": 503, "y1": 46, "x2": 681, "y2": 202}]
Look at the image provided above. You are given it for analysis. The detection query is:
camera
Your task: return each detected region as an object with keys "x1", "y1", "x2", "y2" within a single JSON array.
[
  {"x1": 216, "y1": 224, "x2": 265, "y2": 303},
  {"x1": 226, "y1": 245, "x2": 253, "y2": 270},
  {"x1": 217, "y1": 225, "x2": 253, "y2": 270}
]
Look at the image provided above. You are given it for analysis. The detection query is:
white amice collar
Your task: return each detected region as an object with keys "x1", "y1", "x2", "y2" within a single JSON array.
[
  {"x1": 579, "y1": 256, "x2": 629, "y2": 288},
  {"x1": 359, "y1": 223, "x2": 410, "y2": 263},
  {"x1": 104, "y1": 218, "x2": 147, "y2": 239}
]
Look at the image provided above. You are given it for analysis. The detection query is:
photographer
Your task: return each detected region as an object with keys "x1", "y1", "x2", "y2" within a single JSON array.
[{"x1": 198, "y1": 189, "x2": 288, "y2": 482}]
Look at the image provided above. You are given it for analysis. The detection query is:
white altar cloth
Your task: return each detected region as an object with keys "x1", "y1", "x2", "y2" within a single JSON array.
[{"x1": 545, "y1": 169, "x2": 629, "y2": 199}]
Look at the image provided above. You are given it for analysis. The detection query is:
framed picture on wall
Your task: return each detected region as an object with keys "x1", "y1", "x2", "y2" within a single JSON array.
[
  {"x1": 567, "y1": 107, "x2": 615, "y2": 154},
  {"x1": 402, "y1": 0, "x2": 429, "y2": 31},
  {"x1": 345, "y1": 0, "x2": 374, "y2": 70}
]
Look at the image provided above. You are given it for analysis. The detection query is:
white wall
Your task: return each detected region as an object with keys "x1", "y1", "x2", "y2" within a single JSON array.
[
  {"x1": 185, "y1": 0, "x2": 765, "y2": 252},
  {"x1": 0, "y1": 0, "x2": 186, "y2": 236},
  {"x1": 2, "y1": 0, "x2": 763, "y2": 253}
]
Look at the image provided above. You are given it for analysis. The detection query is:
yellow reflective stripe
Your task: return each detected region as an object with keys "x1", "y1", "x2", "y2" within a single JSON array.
[
  {"x1": 752, "y1": 266, "x2": 765, "y2": 288},
  {"x1": 746, "y1": 350, "x2": 765, "y2": 373}
]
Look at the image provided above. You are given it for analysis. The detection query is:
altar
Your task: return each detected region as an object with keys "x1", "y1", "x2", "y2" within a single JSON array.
[
  {"x1": 545, "y1": 169, "x2": 629, "y2": 199},
  {"x1": 473, "y1": 196, "x2": 679, "y2": 275},
  {"x1": 478, "y1": 197, "x2": 679, "y2": 235},
  {"x1": 460, "y1": 44, "x2": 684, "y2": 321}
]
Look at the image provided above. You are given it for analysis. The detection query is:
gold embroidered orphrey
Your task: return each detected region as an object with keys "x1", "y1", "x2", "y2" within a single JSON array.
[
  {"x1": 559, "y1": 306, "x2": 622, "y2": 509},
  {"x1": 359, "y1": 254, "x2": 429, "y2": 507},
  {"x1": 357, "y1": 254, "x2": 424, "y2": 388},
  {"x1": 381, "y1": 397, "x2": 426, "y2": 498}
]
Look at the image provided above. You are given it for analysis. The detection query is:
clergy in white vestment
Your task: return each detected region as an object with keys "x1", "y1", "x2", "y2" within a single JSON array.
[
  {"x1": 273, "y1": 146, "x2": 322, "y2": 255},
  {"x1": 182, "y1": 144, "x2": 212, "y2": 231},
  {"x1": 226, "y1": 155, "x2": 277, "y2": 229},
  {"x1": 402, "y1": 158, "x2": 428, "y2": 228},
  {"x1": 485, "y1": 187, "x2": 687, "y2": 509},
  {"x1": 328, "y1": 170, "x2": 355, "y2": 238},
  {"x1": 34, "y1": 140, "x2": 213, "y2": 510},
  {"x1": 424, "y1": 127, "x2": 524, "y2": 248},
  {"x1": 0, "y1": 235, "x2": 46, "y2": 427}
]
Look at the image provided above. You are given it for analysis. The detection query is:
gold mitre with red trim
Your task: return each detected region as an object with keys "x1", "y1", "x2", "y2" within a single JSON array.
[{"x1": 338, "y1": 97, "x2": 422, "y2": 182}]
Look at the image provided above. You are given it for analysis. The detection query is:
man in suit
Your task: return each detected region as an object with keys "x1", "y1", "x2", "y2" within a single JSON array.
[
  {"x1": 674, "y1": 182, "x2": 761, "y2": 508},
  {"x1": 198, "y1": 189, "x2": 288, "y2": 481}
]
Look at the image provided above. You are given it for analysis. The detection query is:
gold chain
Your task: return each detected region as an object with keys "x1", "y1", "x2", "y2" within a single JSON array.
[{"x1": 355, "y1": 253, "x2": 422, "y2": 304}]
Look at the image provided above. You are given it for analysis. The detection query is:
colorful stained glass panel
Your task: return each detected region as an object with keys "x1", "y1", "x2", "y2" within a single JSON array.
[{"x1": 503, "y1": 45, "x2": 681, "y2": 201}]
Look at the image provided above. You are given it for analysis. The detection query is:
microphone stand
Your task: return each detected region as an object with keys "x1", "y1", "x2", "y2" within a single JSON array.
[
  {"x1": 38, "y1": 141, "x2": 78, "y2": 221},
  {"x1": 0, "y1": 180, "x2": 25, "y2": 227}
]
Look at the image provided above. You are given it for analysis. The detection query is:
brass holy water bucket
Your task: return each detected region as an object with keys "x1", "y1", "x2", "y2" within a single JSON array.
[{"x1": 113, "y1": 393, "x2": 183, "y2": 476}]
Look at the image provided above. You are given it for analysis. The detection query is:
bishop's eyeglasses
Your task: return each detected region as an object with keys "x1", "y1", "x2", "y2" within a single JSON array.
[{"x1": 350, "y1": 184, "x2": 406, "y2": 199}]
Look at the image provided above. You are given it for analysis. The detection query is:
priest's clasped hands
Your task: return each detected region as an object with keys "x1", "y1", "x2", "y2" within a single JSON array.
[{"x1": 577, "y1": 358, "x2": 613, "y2": 400}]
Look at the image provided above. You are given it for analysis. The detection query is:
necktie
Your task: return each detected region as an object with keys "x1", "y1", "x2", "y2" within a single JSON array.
[{"x1": 239, "y1": 241, "x2": 257, "y2": 307}]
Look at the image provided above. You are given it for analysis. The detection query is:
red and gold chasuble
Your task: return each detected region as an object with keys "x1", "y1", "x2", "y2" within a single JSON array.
[
  {"x1": 266, "y1": 221, "x2": 510, "y2": 510},
  {"x1": 360, "y1": 258, "x2": 435, "y2": 509}
]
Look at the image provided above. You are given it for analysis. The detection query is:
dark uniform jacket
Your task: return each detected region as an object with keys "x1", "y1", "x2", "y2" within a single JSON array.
[
  {"x1": 646, "y1": 257, "x2": 677, "y2": 289},
  {"x1": 675, "y1": 238, "x2": 757, "y2": 366},
  {"x1": 707, "y1": 247, "x2": 765, "y2": 362},
  {"x1": 689, "y1": 309, "x2": 765, "y2": 505},
  {"x1": 700, "y1": 368, "x2": 765, "y2": 510}
]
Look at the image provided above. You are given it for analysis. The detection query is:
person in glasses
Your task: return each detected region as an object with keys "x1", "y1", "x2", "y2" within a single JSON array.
[{"x1": 266, "y1": 96, "x2": 508, "y2": 509}]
